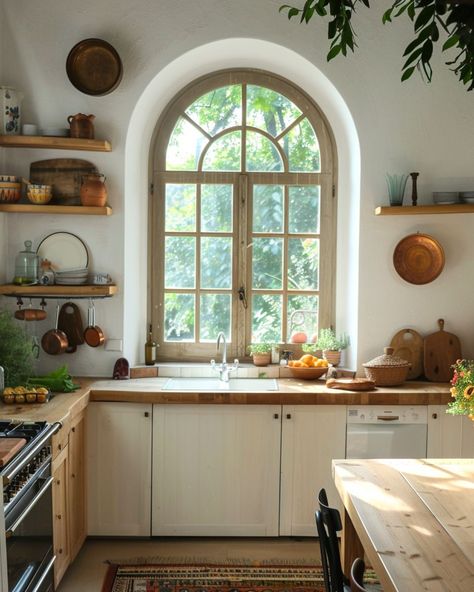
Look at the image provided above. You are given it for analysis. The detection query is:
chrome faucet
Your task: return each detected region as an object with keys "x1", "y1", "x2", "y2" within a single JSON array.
[{"x1": 211, "y1": 332, "x2": 239, "y2": 382}]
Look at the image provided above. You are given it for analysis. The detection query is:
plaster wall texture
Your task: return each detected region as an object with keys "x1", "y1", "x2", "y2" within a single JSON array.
[{"x1": 0, "y1": 0, "x2": 473, "y2": 376}]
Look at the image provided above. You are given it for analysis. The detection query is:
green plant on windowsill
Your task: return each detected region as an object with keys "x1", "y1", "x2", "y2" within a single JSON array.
[
  {"x1": 247, "y1": 343, "x2": 274, "y2": 367},
  {"x1": 447, "y1": 359, "x2": 474, "y2": 421},
  {"x1": 301, "y1": 343, "x2": 321, "y2": 355},
  {"x1": 316, "y1": 328, "x2": 350, "y2": 352}
]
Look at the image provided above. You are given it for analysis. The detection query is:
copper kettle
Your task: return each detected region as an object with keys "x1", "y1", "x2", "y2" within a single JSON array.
[{"x1": 67, "y1": 113, "x2": 95, "y2": 139}]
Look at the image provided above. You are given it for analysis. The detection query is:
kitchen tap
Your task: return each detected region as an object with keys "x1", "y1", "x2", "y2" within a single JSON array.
[{"x1": 210, "y1": 332, "x2": 238, "y2": 382}]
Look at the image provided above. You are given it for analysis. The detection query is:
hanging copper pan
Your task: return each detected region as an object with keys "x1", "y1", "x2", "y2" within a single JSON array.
[{"x1": 393, "y1": 233, "x2": 445, "y2": 285}]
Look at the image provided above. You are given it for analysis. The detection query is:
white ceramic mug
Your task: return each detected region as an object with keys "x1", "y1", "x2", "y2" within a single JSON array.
[{"x1": 22, "y1": 123, "x2": 38, "y2": 136}]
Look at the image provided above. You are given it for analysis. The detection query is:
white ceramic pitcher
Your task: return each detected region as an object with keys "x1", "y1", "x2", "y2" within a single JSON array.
[{"x1": 0, "y1": 86, "x2": 24, "y2": 135}]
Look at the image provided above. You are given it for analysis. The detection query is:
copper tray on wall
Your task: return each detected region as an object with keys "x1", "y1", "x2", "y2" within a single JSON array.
[
  {"x1": 66, "y1": 38, "x2": 123, "y2": 96},
  {"x1": 393, "y1": 233, "x2": 445, "y2": 285}
]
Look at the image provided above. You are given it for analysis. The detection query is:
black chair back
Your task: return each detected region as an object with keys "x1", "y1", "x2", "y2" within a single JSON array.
[
  {"x1": 350, "y1": 557, "x2": 366, "y2": 591},
  {"x1": 315, "y1": 488, "x2": 348, "y2": 592}
]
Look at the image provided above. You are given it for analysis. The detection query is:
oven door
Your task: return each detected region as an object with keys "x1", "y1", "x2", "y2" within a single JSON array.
[{"x1": 5, "y1": 463, "x2": 55, "y2": 592}]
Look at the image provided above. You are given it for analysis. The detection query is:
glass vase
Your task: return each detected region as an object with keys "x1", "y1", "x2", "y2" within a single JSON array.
[{"x1": 386, "y1": 173, "x2": 409, "y2": 206}]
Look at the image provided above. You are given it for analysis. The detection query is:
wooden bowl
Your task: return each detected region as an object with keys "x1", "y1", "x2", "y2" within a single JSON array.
[{"x1": 288, "y1": 366, "x2": 330, "y2": 380}]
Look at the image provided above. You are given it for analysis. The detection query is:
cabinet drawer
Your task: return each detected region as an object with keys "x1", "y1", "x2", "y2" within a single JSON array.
[{"x1": 51, "y1": 418, "x2": 70, "y2": 459}]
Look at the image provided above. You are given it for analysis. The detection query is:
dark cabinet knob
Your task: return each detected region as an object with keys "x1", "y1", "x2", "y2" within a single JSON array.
[
  {"x1": 144, "y1": 412, "x2": 150, "y2": 418},
  {"x1": 273, "y1": 413, "x2": 279, "y2": 419},
  {"x1": 286, "y1": 413, "x2": 292, "y2": 420},
  {"x1": 432, "y1": 413, "x2": 438, "y2": 419}
]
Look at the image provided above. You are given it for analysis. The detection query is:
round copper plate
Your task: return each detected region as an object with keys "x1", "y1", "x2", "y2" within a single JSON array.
[
  {"x1": 66, "y1": 38, "x2": 123, "y2": 96},
  {"x1": 393, "y1": 233, "x2": 445, "y2": 285}
]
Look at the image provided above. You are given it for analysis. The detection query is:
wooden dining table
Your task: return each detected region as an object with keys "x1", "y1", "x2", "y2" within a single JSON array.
[{"x1": 332, "y1": 458, "x2": 474, "y2": 591}]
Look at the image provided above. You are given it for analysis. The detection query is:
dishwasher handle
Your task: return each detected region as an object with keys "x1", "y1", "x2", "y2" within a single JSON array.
[{"x1": 377, "y1": 415, "x2": 399, "y2": 421}]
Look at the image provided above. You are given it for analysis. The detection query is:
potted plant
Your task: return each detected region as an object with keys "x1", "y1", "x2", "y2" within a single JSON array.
[
  {"x1": 247, "y1": 343, "x2": 273, "y2": 367},
  {"x1": 448, "y1": 359, "x2": 474, "y2": 421},
  {"x1": 301, "y1": 343, "x2": 322, "y2": 357},
  {"x1": 316, "y1": 328, "x2": 350, "y2": 367}
]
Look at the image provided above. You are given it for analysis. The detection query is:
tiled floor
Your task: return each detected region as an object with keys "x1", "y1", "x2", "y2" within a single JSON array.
[{"x1": 57, "y1": 537, "x2": 320, "y2": 591}]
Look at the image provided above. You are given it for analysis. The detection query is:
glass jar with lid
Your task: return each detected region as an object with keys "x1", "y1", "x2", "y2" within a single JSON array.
[{"x1": 13, "y1": 240, "x2": 38, "y2": 285}]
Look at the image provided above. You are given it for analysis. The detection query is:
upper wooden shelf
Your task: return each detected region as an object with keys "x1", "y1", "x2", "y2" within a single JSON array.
[
  {"x1": 0, "y1": 284, "x2": 118, "y2": 298},
  {"x1": 375, "y1": 204, "x2": 474, "y2": 216},
  {"x1": 0, "y1": 203, "x2": 112, "y2": 216},
  {"x1": 0, "y1": 135, "x2": 111, "y2": 152}
]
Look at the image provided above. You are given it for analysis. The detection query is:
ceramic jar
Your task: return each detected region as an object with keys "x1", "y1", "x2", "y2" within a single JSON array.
[
  {"x1": 80, "y1": 173, "x2": 107, "y2": 207},
  {"x1": 67, "y1": 113, "x2": 95, "y2": 139},
  {"x1": 1, "y1": 87, "x2": 23, "y2": 135}
]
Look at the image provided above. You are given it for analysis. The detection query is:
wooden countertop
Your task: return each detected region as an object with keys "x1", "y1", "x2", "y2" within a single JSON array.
[{"x1": 0, "y1": 377, "x2": 451, "y2": 425}]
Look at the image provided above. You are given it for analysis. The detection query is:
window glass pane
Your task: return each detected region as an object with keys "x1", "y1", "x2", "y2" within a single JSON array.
[
  {"x1": 166, "y1": 117, "x2": 207, "y2": 171},
  {"x1": 288, "y1": 186, "x2": 320, "y2": 234},
  {"x1": 288, "y1": 238, "x2": 319, "y2": 290},
  {"x1": 164, "y1": 293, "x2": 195, "y2": 341},
  {"x1": 200, "y1": 294, "x2": 231, "y2": 342},
  {"x1": 203, "y1": 131, "x2": 241, "y2": 171},
  {"x1": 201, "y1": 185, "x2": 232, "y2": 232},
  {"x1": 252, "y1": 294, "x2": 282, "y2": 343},
  {"x1": 165, "y1": 237, "x2": 195, "y2": 288},
  {"x1": 165, "y1": 184, "x2": 196, "y2": 232},
  {"x1": 252, "y1": 238, "x2": 283, "y2": 289},
  {"x1": 253, "y1": 185, "x2": 284, "y2": 233},
  {"x1": 288, "y1": 296, "x2": 319, "y2": 342},
  {"x1": 186, "y1": 85, "x2": 242, "y2": 136},
  {"x1": 247, "y1": 85, "x2": 302, "y2": 136},
  {"x1": 246, "y1": 131, "x2": 283, "y2": 172},
  {"x1": 279, "y1": 118, "x2": 320, "y2": 172},
  {"x1": 201, "y1": 237, "x2": 232, "y2": 289}
]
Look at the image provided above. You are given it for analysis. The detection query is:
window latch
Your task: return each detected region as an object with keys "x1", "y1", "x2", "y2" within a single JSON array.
[{"x1": 238, "y1": 286, "x2": 248, "y2": 309}]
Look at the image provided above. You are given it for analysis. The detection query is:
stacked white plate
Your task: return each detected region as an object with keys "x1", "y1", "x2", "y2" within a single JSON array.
[{"x1": 55, "y1": 268, "x2": 89, "y2": 285}]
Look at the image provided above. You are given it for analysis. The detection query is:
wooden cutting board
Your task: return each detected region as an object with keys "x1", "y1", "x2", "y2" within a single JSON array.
[
  {"x1": 424, "y1": 319, "x2": 462, "y2": 382},
  {"x1": 326, "y1": 378, "x2": 376, "y2": 391},
  {"x1": 30, "y1": 158, "x2": 98, "y2": 205},
  {"x1": 390, "y1": 328, "x2": 424, "y2": 379},
  {"x1": 0, "y1": 437, "x2": 27, "y2": 467},
  {"x1": 58, "y1": 302, "x2": 85, "y2": 353}
]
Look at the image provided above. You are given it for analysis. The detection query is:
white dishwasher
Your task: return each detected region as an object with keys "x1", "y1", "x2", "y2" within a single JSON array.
[{"x1": 346, "y1": 406, "x2": 428, "y2": 459}]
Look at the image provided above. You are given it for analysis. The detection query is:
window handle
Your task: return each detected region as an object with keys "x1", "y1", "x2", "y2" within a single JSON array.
[{"x1": 238, "y1": 286, "x2": 248, "y2": 309}]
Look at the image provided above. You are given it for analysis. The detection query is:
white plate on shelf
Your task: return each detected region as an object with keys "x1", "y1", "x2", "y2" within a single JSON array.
[{"x1": 37, "y1": 232, "x2": 88, "y2": 272}]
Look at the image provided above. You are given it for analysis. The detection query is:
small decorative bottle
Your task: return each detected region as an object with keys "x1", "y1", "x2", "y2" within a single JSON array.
[{"x1": 145, "y1": 323, "x2": 157, "y2": 366}]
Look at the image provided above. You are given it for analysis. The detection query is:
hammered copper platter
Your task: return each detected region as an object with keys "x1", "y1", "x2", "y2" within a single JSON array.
[
  {"x1": 393, "y1": 233, "x2": 445, "y2": 285},
  {"x1": 66, "y1": 38, "x2": 123, "y2": 96}
]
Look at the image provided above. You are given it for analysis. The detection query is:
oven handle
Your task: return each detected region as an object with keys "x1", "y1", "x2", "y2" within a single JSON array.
[
  {"x1": 3, "y1": 422, "x2": 61, "y2": 485},
  {"x1": 377, "y1": 416, "x2": 399, "y2": 421},
  {"x1": 30, "y1": 556, "x2": 56, "y2": 592},
  {"x1": 6, "y1": 476, "x2": 54, "y2": 538}
]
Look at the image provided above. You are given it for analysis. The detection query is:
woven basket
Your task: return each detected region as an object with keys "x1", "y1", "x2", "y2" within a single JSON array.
[{"x1": 363, "y1": 347, "x2": 410, "y2": 386}]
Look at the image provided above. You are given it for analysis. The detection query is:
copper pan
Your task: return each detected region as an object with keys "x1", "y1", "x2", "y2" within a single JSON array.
[
  {"x1": 41, "y1": 304, "x2": 68, "y2": 355},
  {"x1": 393, "y1": 233, "x2": 445, "y2": 285}
]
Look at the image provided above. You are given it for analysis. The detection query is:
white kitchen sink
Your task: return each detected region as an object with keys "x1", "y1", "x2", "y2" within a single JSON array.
[{"x1": 162, "y1": 377, "x2": 279, "y2": 391}]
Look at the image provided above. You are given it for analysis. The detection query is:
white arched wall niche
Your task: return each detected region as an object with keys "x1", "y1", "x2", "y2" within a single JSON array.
[{"x1": 124, "y1": 38, "x2": 360, "y2": 368}]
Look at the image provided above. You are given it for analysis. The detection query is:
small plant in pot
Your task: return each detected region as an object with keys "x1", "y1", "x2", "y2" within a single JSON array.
[
  {"x1": 248, "y1": 343, "x2": 273, "y2": 367},
  {"x1": 316, "y1": 329, "x2": 350, "y2": 367}
]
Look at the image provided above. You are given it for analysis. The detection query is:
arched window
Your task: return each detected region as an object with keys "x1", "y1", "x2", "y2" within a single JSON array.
[{"x1": 151, "y1": 70, "x2": 335, "y2": 361}]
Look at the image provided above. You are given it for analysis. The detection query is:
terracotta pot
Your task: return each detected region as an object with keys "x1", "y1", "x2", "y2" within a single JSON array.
[
  {"x1": 252, "y1": 353, "x2": 271, "y2": 367},
  {"x1": 80, "y1": 173, "x2": 107, "y2": 207},
  {"x1": 67, "y1": 113, "x2": 95, "y2": 139}
]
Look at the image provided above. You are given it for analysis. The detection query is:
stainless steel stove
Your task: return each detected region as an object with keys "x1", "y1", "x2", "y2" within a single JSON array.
[{"x1": 0, "y1": 420, "x2": 60, "y2": 592}]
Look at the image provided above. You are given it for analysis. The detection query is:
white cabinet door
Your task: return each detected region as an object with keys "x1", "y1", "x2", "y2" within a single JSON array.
[
  {"x1": 280, "y1": 405, "x2": 346, "y2": 536},
  {"x1": 87, "y1": 402, "x2": 152, "y2": 536},
  {"x1": 428, "y1": 405, "x2": 474, "y2": 458},
  {"x1": 152, "y1": 404, "x2": 281, "y2": 536}
]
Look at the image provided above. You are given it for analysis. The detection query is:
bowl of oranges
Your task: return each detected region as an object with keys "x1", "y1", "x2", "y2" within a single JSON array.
[{"x1": 288, "y1": 354, "x2": 331, "y2": 380}]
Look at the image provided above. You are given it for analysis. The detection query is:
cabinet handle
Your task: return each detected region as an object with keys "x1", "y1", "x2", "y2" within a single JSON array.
[
  {"x1": 72, "y1": 427, "x2": 76, "y2": 433},
  {"x1": 59, "y1": 549, "x2": 63, "y2": 554},
  {"x1": 57, "y1": 514, "x2": 62, "y2": 520},
  {"x1": 144, "y1": 412, "x2": 150, "y2": 418},
  {"x1": 273, "y1": 413, "x2": 279, "y2": 419},
  {"x1": 58, "y1": 443, "x2": 62, "y2": 450},
  {"x1": 286, "y1": 413, "x2": 292, "y2": 420},
  {"x1": 432, "y1": 413, "x2": 438, "y2": 419}
]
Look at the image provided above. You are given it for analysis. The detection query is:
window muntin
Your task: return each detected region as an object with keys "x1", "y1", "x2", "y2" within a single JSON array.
[{"x1": 153, "y1": 71, "x2": 334, "y2": 360}]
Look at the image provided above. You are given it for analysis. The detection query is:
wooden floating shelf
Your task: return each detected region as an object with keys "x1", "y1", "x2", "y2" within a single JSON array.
[
  {"x1": 0, "y1": 203, "x2": 112, "y2": 216},
  {"x1": 0, "y1": 284, "x2": 118, "y2": 298},
  {"x1": 0, "y1": 135, "x2": 111, "y2": 152},
  {"x1": 375, "y1": 204, "x2": 474, "y2": 216}
]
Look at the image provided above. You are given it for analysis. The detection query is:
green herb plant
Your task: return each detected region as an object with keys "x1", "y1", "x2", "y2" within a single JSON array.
[
  {"x1": 0, "y1": 310, "x2": 35, "y2": 387},
  {"x1": 279, "y1": 0, "x2": 474, "y2": 91},
  {"x1": 247, "y1": 343, "x2": 274, "y2": 355},
  {"x1": 316, "y1": 328, "x2": 350, "y2": 351}
]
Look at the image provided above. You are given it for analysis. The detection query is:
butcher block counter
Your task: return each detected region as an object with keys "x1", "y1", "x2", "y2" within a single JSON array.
[{"x1": 0, "y1": 377, "x2": 451, "y2": 424}]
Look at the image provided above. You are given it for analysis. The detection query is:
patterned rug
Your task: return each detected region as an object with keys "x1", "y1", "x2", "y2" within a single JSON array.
[{"x1": 102, "y1": 563, "x2": 380, "y2": 592}]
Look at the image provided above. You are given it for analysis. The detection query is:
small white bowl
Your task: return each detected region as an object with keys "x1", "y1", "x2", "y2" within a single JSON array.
[
  {"x1": 39, "y1": 128, "x2": 69, "y2": 137},
  {"x1": 433, "y1": 191, "x2": 459, "y2": 205}
]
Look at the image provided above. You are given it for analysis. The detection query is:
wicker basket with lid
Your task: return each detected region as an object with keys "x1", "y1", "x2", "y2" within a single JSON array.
[{"x1": 363, "y1": 347, "x2": 410, "y2": 386}]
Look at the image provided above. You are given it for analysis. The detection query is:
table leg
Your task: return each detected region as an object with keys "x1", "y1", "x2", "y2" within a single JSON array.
[{"x1": 341, "y1": 508, "x2": 365, "y2": 576}]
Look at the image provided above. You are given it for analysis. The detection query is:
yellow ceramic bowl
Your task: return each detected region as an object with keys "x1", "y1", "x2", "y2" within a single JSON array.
[
  {"x1": 27, "y1": 184, "x2": 53, "y2": 204},
  {"x1": 0, "y1": 180, "x2": 21, "y2": 203}
]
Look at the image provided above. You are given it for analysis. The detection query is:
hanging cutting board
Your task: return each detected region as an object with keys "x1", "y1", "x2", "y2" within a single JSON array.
[
  {"x1": 30, "y1": 158, "x2": 98, "y2": 205},
  {"x1": 58, "y1": 302, "x2": 85, "y2": 353},
  {"x1": 0, "y1": 438, "x2": 27, "y2": 467},
  {"x1": 424, "y1": 319, "x2": 461, "y2": 382},
  {"x1": 390, "y1": 328, "x2": 424, "y2": 379}
]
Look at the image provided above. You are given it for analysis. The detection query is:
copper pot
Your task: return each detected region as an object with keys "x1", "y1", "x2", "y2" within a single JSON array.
[
  {"x1": 67, "y1": 113, "x2": 95, "y2": 139},
  {"x1": 41, "y1": 304, "x2": 68, "y2": 355},
  {"x1": 80, "y1": 173, "x2": 107, "y2": 207}
]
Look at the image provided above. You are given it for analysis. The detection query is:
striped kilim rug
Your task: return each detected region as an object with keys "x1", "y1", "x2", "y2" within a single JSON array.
[{"x1": 102, "y1": 563, "x2": 380, "y2": 592}]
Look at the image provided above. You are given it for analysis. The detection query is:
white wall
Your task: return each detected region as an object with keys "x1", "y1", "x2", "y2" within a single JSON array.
[{"x1": 1, "y1": 0, "x2": 473, "y2": 375}]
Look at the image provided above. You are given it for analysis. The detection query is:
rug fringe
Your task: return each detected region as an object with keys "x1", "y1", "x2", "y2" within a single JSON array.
[{"x1": 106, "y1": 556, "x2": 321, "y2": 567}]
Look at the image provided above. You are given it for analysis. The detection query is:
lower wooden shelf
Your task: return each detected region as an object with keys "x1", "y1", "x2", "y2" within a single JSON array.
[
  {"x1": 375, "y1": 204, "x2": 474, "y2": 215},
  {"x1": 0, "y1": 284, "x2": 117, "y2": 298},
  {"x1": 0, "y1": 204, "x2": 112, "y2": 215}
]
